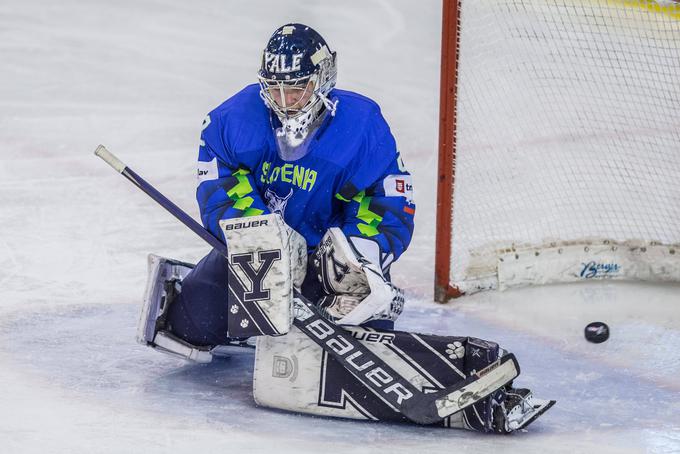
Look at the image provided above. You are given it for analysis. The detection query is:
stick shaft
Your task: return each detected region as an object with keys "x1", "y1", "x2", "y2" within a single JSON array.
[{"x1": 95, "y1": 145, "x2": 227, "y2": 255}]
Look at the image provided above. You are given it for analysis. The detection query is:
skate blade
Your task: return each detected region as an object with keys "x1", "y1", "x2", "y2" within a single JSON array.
[
  {"x1": 512, "y1": 399, "x2": 556, "y2": 432},
  {"x1": 137, "y1": 254, "x2": 167, "y2": 345}
]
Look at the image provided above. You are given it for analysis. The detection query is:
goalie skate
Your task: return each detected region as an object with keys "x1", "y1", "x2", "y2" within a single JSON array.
[
  {"x1": 138, "y1": 254, "x2": 215, "y2": 363},
  {"x1": 493, "y1": 388, "x2": 556, "y2": 433},
  {"x1": 138, "y1": 254, "x2": 255, "y2": 362}
]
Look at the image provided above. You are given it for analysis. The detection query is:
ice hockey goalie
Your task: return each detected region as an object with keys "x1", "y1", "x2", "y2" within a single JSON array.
[{"x1": 137, "y1": 213, "x2": 555, "y2": 434}]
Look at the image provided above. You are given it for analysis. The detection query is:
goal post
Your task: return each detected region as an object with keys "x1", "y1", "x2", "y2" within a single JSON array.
[
  {"x1": 435, "y1": 0, "x2": 680, "y2": 301},
  {"x1": 435, "y1": 0, "x2": 463, "y2": 301}
]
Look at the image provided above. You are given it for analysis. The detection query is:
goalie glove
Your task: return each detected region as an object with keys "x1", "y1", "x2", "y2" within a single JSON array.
[{"x1": 311, "y1": 228, "x2": 404, "y2": 325}]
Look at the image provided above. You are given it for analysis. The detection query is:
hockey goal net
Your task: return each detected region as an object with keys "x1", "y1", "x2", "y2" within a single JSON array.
[{"x1": 435, "y1": 0, "x2": 680, "y2": 301}]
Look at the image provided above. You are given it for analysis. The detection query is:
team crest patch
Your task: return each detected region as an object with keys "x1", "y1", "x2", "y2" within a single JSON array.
[{"x1": 265, "y1": 188, "x2": 294, "y2": 215}]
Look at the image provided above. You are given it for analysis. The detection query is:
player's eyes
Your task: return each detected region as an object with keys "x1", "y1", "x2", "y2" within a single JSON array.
[{"x1": 266, "y1": 78, "x2": 310, "y2": 90}]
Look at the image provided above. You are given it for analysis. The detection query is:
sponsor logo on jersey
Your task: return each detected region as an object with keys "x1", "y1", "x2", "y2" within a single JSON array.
[
  {"x1": 261, "y1": 161, "x2": 318, "y2": 191},
  {"x1": 197, "y1": 157, "x2": 218, "y2": 185},
  {"x1": 580, "y1": 261, "x2": 621, "y2": 279},
  {"x1": 383, "y1": 174, "x2": 414, "y2": 203}
]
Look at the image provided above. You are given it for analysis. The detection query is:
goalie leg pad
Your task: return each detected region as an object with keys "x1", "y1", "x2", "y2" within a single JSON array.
[
  {"x1": 141, "y1": 213, "x2": 307, "y2": 349},
  {"x1": 254, "y1": 324, "x2": 509, "y2": 429},
  {"x1": 219, "y1": 214, "x2": 307, "y2": 337}
]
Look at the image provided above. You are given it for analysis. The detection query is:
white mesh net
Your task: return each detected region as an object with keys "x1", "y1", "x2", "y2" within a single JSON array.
[{"x1": 449, "y1": 0, "x2": 680, "y2": 292}]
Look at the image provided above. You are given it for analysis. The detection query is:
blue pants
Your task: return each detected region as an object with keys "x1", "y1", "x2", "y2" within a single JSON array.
[{"x1": 166, "y1": 249, "x2": 394, "y2": 346}]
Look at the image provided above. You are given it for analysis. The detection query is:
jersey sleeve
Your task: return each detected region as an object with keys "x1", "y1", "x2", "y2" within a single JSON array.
[
  {"x1": 335, "y1": 111, "x2": 416, "y2": 267},
  {"x1": 196, "y1": 113, "x2": 268, "y2": 241}
]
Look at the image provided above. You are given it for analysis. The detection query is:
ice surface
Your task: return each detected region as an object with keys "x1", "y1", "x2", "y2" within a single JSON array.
[{"x1": 0, "y1": 0, "x2": 678, "y2": 453}]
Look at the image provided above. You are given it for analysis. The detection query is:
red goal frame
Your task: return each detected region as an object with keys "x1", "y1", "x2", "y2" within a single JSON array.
[{"x1": 435, "y1": 0, "x2": 463, "y2": 302}]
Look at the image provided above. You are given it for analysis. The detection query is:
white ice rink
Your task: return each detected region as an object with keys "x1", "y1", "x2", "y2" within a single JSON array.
[{"x1": 0, "y1": 0, "x2": 679, "y2": 453}]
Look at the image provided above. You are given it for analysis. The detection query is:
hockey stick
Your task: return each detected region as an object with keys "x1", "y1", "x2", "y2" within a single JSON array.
[{"x1": 94, "y1": 144, "x2": 519, "y2": 425}]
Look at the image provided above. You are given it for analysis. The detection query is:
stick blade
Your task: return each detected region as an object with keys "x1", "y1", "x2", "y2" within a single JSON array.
[
  {"x1": 436, "y1": 354, "x2": 520, "y2": 418},
  {"x1": 402, "y1": 353, "x2": 520, "y2": 425}
]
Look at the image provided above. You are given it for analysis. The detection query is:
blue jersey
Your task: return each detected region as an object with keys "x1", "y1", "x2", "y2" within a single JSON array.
[{"x1": 196, "y1": 84, "x2": 415, "y2": 265}]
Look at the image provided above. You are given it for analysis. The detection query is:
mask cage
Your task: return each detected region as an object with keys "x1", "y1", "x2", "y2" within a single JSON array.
[{"x1": 257, "y1": 75, "x2": 318, "y2": 120}]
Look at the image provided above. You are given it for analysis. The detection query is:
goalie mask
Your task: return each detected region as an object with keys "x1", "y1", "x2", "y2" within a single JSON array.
[{"x1": 258, "y1": 23, "x2": 338, "y2": 147}]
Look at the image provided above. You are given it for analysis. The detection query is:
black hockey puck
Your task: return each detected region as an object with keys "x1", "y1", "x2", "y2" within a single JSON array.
[{"x1": 584, "y1": 322, "x2": 609, "y2": 343}]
